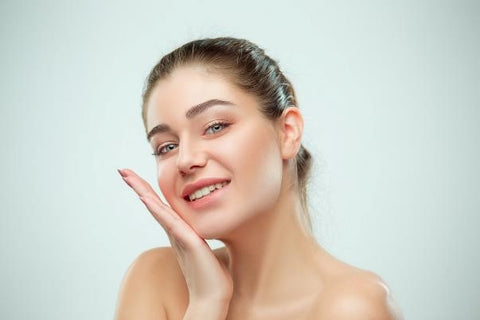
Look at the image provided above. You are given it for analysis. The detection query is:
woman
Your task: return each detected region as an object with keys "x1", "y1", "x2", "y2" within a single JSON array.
[{"x1": 114, "y1": 37, "x2": 403, "y2": 320}]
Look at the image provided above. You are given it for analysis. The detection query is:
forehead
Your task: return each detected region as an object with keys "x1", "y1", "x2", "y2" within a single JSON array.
[{"x1": 145, "y1": 65, "x2": 260, "y2": 131}]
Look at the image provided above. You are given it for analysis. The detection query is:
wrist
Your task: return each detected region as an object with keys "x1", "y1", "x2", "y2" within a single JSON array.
[{"x1": 183, "y1": 299, "x2": 230, "y2": 320}]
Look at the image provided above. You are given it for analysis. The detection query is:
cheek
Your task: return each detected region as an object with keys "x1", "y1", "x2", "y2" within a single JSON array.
[
  {"x1": 225, "y1": 126, "x2": 284, "y2": 212},
  {"x1": 246, "y1": 143, "x2": 283, "y2": 210},
  {"x1": 156, "y1": 162, "x2": 177, "y2": 205}
]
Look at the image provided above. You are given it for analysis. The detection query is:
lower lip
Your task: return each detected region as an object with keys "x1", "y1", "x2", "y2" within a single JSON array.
[{"x1": 185, "y1": 182, "x2": 230, "y2": 210}]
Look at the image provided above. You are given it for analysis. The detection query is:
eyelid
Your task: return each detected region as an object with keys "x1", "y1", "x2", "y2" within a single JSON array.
[
  {"x1": 152, "y1": 120, "x2": 232, "y2": 157},
  {"x1": 204, "y1": 120, "x2": 231, "y2": 135},
  {"x1": 152, "y1": 142, "x2": 177, "y2": 157}
]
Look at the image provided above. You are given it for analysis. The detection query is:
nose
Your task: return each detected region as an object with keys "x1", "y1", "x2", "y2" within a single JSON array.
[{"x1": 176, "y1": 139, "x2": 207, "y2": 176}]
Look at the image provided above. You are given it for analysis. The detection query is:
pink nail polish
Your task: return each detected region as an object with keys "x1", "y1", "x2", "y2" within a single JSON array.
[
  {"x1": 122, "y1": 177, "x2": 131, "y2": 187},
  {"x1": 117, "y1": 168, "x2": 126, "y2": 177}
]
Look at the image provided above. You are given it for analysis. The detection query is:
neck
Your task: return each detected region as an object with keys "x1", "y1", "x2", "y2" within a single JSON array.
[{"x1": 217, "y1": 189, "x2": 322, "y2": 305}]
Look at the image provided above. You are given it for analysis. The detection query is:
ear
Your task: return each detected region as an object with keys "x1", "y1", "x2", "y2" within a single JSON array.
[{"x1": 277, "y1": 107, "x2": 304, "y2": 160}]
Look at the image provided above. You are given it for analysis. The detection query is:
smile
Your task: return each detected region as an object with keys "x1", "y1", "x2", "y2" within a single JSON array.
[{"x1": 187, "y1": 180, "x2": 230, "y2": 201}]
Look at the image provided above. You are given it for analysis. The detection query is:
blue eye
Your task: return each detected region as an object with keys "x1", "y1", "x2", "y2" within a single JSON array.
[
  {"x1": 151, "y1": 122, "x2": 230, "y2": 157},
  {"x1": 206, "y1": 122, "x2": 229, "y2": 135},
  {"x1": 152, "y1": 143, "x2": 177, "y2": 157}
]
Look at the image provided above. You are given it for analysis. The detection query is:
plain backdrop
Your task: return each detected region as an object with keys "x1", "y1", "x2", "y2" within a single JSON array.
[{"x1": 1, "y1": 0, "x2": 479, "y2": 319}]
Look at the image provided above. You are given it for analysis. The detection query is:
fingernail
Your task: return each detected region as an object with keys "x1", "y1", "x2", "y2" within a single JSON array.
[
  {"x1": 117, "y1": 168, "x2": 126, "y2": 177},
  {"x1": 122, "y1": 176, "x2": 131, "y2": 187}
]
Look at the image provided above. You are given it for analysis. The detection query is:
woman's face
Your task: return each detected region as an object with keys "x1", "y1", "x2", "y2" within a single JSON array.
[{"x1": 145, "y1": 65, "x2": 284, "y2": 239}]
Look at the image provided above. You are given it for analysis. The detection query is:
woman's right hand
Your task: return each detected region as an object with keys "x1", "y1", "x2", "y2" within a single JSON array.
[{"x1": 118, "y1": 168, "x2": 233, "y2": 319}]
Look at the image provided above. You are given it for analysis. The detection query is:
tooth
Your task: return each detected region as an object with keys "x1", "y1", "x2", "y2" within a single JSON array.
[
  {"x1": 201, "y1": 187, "x2": 210, "y2": 196},
  {"x1": 187, "y1": 181, "x2": 230, "y2": 202}
]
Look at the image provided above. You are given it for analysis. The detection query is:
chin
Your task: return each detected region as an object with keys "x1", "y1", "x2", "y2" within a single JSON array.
[
  {"x1": 190, "y1": 208, "x2": 265, "y2": 242},
  {"x1": 191, "y1": 221, "x2": 236, "y2": 241},
  {"x1": 188, "y1": 213, "x2": 249, "y2": 241}
]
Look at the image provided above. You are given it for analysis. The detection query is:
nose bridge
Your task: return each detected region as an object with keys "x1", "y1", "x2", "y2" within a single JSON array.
[{"x1": 176, "y1": 135, "x2": 206, "y2": 173}]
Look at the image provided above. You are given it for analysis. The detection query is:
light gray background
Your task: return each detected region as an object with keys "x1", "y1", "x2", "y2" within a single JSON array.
[{"x1": 1, "y1": 0, "x2": 479, "y2": 319}]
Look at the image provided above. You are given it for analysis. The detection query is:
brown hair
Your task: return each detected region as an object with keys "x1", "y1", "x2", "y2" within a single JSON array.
[{"x1": 141, "y1": 37, "x2": 313, "y2": 234}]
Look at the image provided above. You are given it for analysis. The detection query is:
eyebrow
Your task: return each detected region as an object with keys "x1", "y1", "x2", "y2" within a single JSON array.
[{"x1": 146, "y1": 99, "x2": 235, "y2": 141}]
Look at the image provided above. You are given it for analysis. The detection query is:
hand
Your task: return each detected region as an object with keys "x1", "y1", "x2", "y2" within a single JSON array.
[{"x1": 117, "y1": 168, "x2": 233, "y2": 311}]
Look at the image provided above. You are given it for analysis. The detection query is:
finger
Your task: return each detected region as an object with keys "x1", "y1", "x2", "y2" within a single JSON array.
[
  {"x1": 118, "y1": 168, "x2": 161, "y2": 200},
  {"x1": 139, "y1": 194, "x2": 178, "y2": 229},
  {"x1": 121, "y1": 170, "x2": 186, "y2": 224},
  {"x1": 119, "y1": 168, "x2": 181, "y2": 226},
  {"x1": 140, "y1": 194, "x2": 200, "y2": 246},
  {"x1": 119, "y1": 169, "x2": 202, "y2": 247}
]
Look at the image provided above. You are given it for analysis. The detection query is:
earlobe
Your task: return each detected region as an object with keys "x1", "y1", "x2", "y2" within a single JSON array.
[{"x1": 279, "y1": 107, "x2": 304, "y2": 160}]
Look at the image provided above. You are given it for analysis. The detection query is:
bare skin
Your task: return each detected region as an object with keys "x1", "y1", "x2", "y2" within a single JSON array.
[
  {"x1": 117, "y1": 247, "x2": 402, "y2": 320},
  {"x1": 114, "y1": 65, "x2": 403, "y2": 320},
  {"x1": 115, "y1": 171, "x2": 402, "y2": 320}
]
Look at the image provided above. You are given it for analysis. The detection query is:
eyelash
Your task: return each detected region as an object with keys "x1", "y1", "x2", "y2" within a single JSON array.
[{"x1": 152, "y1": 121, "x2": 231, "y2": 157}]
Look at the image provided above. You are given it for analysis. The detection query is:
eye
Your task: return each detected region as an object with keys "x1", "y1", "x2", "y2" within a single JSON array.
[
  {"x1": 152, "y1": 143, "x2": 178, "y2": 157},
  {"x1": 205, "y1": 121, "x2": 230, "y2": 135}
]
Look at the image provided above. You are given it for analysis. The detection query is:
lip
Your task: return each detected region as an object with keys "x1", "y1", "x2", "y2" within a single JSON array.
[
  {"x1": 184, "y1": 181, "x2": 230, "y2": 210},
  {"x1": 181, "y1": 177, "x2": 231, "y2": 200}
]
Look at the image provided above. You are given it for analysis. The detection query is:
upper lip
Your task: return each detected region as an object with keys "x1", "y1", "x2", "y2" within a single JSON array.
[{"x1": 181, "y1": 177, "x2": 231, "y2": 199}]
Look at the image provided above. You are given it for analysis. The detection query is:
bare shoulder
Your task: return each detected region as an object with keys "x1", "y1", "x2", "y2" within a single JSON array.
[
  {"x1": 114, "y1": 247, "x2": 188, "y2": 320},
  {"x1": 315, "y1": 266, "x2": 404, "y2": 320}
]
